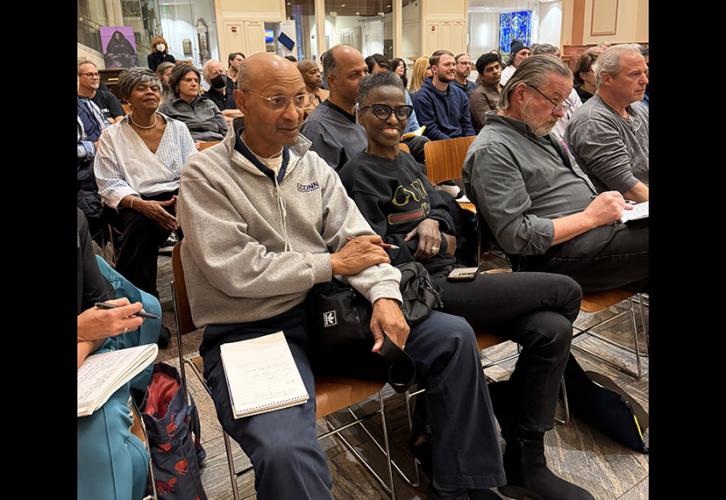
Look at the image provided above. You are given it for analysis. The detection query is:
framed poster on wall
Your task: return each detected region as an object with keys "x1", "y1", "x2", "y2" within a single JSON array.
[{"x1": 100, "y1": 26, "x2": 138, "y2": 68}]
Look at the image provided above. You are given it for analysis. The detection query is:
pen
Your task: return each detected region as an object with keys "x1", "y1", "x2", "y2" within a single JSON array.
[
  {"x1": 95, "y1": 301, "x2": 160, "y2": 320},
  {"x1": 346, "y1": 236, "x2": 399, "y2": 250}
]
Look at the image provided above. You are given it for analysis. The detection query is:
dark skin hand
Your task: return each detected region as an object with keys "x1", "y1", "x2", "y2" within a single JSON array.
[
  {"x1": 404, "y1": 218, "x2": 442, "y2": 259},
  {"x1": 330, "y1": 235, "x2": 391, "y2": 275},
  {"x1": 134, "y1": 196, "x2": 178, "y2": 231}
]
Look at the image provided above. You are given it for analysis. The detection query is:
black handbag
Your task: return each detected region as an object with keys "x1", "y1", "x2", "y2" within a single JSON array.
[{"x1": 308, "y1": 262, "x2": 442, "y2": 393}]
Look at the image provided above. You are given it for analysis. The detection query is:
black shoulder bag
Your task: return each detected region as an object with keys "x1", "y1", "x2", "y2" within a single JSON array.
[{"x1": 307, "y1": 262, "x2": 442, "y2": 393}]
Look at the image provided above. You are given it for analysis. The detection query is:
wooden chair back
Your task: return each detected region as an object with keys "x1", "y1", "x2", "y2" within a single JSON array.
[{"x1": 423, "y1": 136, "x2": 476, "y2": 185}]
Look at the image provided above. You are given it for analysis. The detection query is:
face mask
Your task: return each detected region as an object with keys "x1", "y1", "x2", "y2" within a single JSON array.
[
  {"x1": 156, "y1": 44, "x2": 166, "y2": 52},
  {"x1": 210, "y1": 74, "x2": 227, "y2": 89}
]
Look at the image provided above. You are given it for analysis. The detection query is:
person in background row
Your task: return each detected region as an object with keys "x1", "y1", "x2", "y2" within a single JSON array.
[
  {"x1": 297, "y1": 59, "x2": 329, "y2": 117},
  {"x1": 227, "y1": 52, "x2": 245, "y2": 86},
  {"x1": 94, "y1": 67, "x2": 197, "y2": 347},
  {"x1": 500, "y1": 39, "x2": 530, "y2": 86},
  {"x1": 469, "y1": 52, "x2": 503, "y2": 132},
  {"x1": 408, "y1": 55, "x2": 432, "y2": 95},
  {"x1": 147, "y1": 34, "x2": 175, "y2": 72},
  {"x1": 160, "y1": 64, "x2": 228, "y2": 141},
  {"x1": 565, "y1": 44, "x2": 649, "y2": 201},
  {"x1": 155, "y1": 61, "x2": 175, "y2": 103},
  {"x1": 390, "y1": 57, "x2": 408, "y2": 89},
  {"x1": 78, "y1": 58, "x2": 124, "y2": 124},
  {"x1": 530, "y1": 43, "x2": 582, "y2": 148},
  {"x1": 453, "y1": 53, "x2": 477, "y2": 93},
  {"x1": 572, "y1": 48, "x2": 602, "y2": 103},
  {"x1": 202, "y1": 59, "x2": 244, "y2": 122},
  {"x1": 412, "y1": 49, "x2": 476, "y2": 141},
  {"x1": 301, "y1": 44, "x2": 369, "y2": 170},
  {"x1": 284, "y1": 55, "x2": 298, "y2": 62}
]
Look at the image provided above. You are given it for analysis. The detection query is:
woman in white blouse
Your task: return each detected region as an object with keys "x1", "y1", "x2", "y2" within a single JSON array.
[{"x1": 94, "y1": 67, "x2": 196, "y2": 307}]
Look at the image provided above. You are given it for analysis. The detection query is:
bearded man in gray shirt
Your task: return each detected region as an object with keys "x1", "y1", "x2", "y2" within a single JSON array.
[
  {"x1": 565, "y1": 44, "x2": 649, "y2": 202},
  {"x1": 463, "y1": 55, "x2": 648, "y2": 293}
]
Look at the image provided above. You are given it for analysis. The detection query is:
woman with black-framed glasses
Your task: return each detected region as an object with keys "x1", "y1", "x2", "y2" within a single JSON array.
[{"x1": 339, "y1": 71, "x2": 594, "y2": 500}]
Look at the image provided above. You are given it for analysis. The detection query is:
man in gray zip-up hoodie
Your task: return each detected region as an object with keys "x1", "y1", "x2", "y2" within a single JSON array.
[{"x1": 177, "y1": 53, "x2": 507, "y2": 500}]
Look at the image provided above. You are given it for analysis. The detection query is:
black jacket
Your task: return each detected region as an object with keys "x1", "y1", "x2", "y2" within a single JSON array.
[{"x1": 147, "y1": 51, "x2": 176, "y2": 72}]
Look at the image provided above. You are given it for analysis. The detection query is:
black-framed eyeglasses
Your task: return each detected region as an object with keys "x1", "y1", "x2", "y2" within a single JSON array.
[
  {"x1": 242, "y1": 89, "x2": 313, "y2": 111},
  {"x1": 526, "y1": 83, "x2": 571, "y2": 114},
  {"x1": 358, "y1": 103, "x2": 414, "y2": 121},
  {"x1": 79, "y1": 72, "x2": 100, "y2": 78}
]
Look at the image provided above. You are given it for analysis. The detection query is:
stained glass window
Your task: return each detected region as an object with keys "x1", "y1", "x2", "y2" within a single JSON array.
[{"x1": 499, "y1": 11, "x2": 532, "y2": 54}]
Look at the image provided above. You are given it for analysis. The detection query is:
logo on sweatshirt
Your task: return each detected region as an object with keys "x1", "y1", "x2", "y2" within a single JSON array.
[{"x1": 297, "y1": 181, "x2": 321, "y2": 192}]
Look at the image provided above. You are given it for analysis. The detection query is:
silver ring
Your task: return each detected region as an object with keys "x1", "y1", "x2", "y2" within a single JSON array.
[
  {"x1": 432, "y1": 246, "x2": 439, "y2": 251},
  {"x1": 122, "y1": 327, "x2": 128, "y2": 335}
]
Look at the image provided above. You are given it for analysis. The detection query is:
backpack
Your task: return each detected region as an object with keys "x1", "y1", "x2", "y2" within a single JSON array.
[{"x1": 142, "y1": 362, "x2": 208, "y2": 499}]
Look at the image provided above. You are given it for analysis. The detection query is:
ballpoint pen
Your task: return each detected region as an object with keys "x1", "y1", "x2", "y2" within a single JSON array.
[{"x1": 95, "y1": 301, "x2": 160, "y2": 320}]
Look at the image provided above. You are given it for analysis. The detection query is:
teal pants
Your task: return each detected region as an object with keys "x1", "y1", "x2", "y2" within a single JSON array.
[{"x1": 77, "y1": 256, "x2": 161, "y2": 500}]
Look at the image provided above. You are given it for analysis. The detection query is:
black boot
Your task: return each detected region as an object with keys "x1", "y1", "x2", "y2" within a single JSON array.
[{"x1": 499, "y1": 432, "x2": 595, "y2": 500}]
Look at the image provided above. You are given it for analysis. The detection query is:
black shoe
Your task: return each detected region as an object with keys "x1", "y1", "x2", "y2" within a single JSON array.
[
  {"x1": 499, "y1": 434, "x2": 595, "y2": 500},
  {"x1": 157, "y1": 324, "x2": 170, "y2": 349}
]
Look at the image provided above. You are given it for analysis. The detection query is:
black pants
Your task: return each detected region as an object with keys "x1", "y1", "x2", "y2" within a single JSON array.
[
  {"x1": 115, "y1": 190, "x2": 177, "y2": 297},
  {"x1": 202, "y1": 305, "x2": 505, "y2": 496},
  {"x1": 518, "y1": 219, "x2": 649, "y2": 293},
  {"x1": 434, "y1": 271, "x2": 582, "y2": 433}
]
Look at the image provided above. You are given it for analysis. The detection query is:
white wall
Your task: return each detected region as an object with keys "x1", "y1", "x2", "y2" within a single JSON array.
[
  {"x1": 402, "y1": 0, "x2": 421, "y2": 57},
  {"x1": 468, "y1": 12, "x2": 499, "y2": 57},
  {"x1": 538, "y1": 1, "x2": 562, "y2": 47}
]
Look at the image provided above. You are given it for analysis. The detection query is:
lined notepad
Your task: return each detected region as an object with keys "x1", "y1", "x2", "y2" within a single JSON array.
[
  {"x1": 620, "y1": 201, "x2": 649, "y2": 223},
  {"x1": 78, "y1": 343, "x2": 159, "y2": 417},
  {"x1": 220, "y1": 331, "x2": 309, "y2": 419}
]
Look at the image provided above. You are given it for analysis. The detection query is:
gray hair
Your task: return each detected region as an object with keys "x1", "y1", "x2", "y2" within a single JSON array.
[
  {"x1": 595, "y1": 44, "x2": 643, "y2": 87},
  {"x1": 499, "y1": 54, "x2": 572, "y2": 110},
  {"x1": 531, "y1": 43, "x2": 560, "y2": 56},
  {"x1": 117, "y1": 67, "x2": 161, "y2": 100},
  {"x1": 155, "y1": 61, "x2": 175, "y2": 78},
  {"x1": 77, "y1": 58, "x2": 97, "y2": 72},
  {"x1": 201, "y1": 59, "x2": 223, "y2": 81}
]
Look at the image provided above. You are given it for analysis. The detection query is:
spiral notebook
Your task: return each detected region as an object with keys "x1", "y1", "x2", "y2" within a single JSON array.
[{"x1": 220, "y1": 331, "x2": 309, "y2": 419}]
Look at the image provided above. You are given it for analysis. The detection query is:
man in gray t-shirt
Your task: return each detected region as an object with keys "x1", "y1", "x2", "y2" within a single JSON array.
[{"x1": 565, "y1": 45, "x2": 649, "y2": 202}]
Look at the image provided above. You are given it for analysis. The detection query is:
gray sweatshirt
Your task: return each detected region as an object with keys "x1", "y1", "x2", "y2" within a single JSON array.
[{"x1": 176, "y1": 120, "x2": 402, "y2": 328}]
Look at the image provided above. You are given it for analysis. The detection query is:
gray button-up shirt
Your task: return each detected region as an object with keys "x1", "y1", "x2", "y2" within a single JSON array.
[
  {"x1": 159, "y1": 95, "x2": 227, "y2": 141},
  {"x1": 462, "y1": 114, "x2": 597, "y2": 255},
  {"x1": 565, "y1": 94, "x2": 649, "y2": 194}
]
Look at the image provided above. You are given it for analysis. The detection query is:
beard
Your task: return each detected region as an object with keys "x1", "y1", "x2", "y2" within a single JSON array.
[{"x1": 521, "y1": 99, "x2": 558, "y2": 137}]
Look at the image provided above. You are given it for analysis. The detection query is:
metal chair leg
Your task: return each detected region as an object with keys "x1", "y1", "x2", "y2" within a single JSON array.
[{"x1": 554, "y1": 376, "x2": 569, "y2": 425}]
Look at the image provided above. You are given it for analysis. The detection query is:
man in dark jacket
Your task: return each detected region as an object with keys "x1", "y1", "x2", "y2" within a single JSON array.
[{"x1": 412, "y1": 50, "x2": 476, "y2": 141}]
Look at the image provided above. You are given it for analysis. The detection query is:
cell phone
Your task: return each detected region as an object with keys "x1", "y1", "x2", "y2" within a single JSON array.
[{"x1": 447, "y1": 267, "x2": 478, "y2": 281}]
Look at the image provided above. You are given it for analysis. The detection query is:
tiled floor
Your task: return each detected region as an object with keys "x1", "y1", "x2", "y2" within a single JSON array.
[{"x1": 153, "y1": 253, "x2": 649, "y2": 499}]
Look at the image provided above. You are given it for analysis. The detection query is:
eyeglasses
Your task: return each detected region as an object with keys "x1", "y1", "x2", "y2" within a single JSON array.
[
  {"x1": 358, "y1": 104, "x2": 414, "y2": 121},
  {"x1": 526, "y1": 83, "x2": 571, "y2": 114},
  {"x1": 79, "y1": 72, "x2": 100, "y2": 78},
  {"x1": 242, "y1": 89, "x2": 313, "y2": 111}
]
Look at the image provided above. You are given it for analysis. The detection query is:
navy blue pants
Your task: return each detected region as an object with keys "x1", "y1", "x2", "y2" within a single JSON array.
[{"x1": 202, "y1": 305, "x2": 505, "y2": 498}]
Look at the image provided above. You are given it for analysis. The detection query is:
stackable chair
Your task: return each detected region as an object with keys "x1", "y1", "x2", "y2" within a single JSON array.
[{"x1": 170, "y1": 243, "x2": 399, "y2": 498}]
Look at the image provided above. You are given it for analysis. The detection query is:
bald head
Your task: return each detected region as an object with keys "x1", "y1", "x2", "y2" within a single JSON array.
[
  {"x1": 238, "y1": 52, "x2": 302, "y2": 91},
  {"x1": 324, "y1": 45, "x2": 368, "y2": 110}
]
